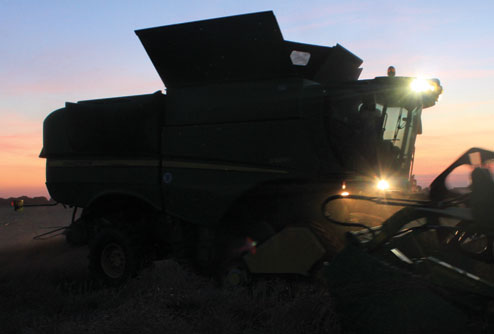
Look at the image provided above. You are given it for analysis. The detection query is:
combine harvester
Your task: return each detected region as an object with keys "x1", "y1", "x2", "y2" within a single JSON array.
[{"x1": 15, "y1": 11, "x2": 492, "y2": 331}]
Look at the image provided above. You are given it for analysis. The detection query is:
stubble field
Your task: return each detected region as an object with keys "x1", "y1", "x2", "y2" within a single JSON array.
[{"x1": 0, "y1": 206, "x2": 340, "y2": 334}]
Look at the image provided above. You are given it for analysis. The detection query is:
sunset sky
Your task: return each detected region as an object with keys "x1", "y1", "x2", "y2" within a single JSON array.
[{"x1": 1, "y1": 0, "x2": 494, "y2": 197}]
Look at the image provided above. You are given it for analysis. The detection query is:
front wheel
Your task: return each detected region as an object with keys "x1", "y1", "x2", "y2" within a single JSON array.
[
  {"x1": 89, "y1": 228, "x2": 140, "y2": 285},
  {"x1": 218, "y1": 260, "x2": 252, "y2": 287}
]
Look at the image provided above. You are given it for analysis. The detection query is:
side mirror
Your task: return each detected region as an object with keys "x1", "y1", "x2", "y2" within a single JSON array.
[{"x1": 11, "y1": 199, "x2": 24, "y2": 212}]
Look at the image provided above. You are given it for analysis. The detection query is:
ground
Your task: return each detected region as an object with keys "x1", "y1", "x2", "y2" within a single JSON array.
[
  {"x1": 2, "y1": 205, "x2": 493, "y2": 333},
  {"x1": 0, "y1": 206, "x2": 340, "y2": 334}
]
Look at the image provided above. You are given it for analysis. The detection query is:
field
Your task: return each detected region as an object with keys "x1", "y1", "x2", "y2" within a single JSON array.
[
  {"x1": 0, "y1": 207, "x2": 340, "y2": 334},
  {"x1": 2, "y1": 205, "x2": 494, "y2": 333}
]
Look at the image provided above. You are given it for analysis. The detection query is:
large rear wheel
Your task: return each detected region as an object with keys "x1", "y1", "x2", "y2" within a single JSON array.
[{"x1": 89, "y1": 228, "x2": 140, "y2": 285}]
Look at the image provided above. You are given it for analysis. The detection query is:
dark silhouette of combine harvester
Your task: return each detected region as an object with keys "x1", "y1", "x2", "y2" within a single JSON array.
[{"x1": 17, "y1": 10, "x2": 493, "y2": 331}]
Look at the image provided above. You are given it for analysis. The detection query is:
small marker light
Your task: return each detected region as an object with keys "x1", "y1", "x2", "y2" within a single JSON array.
[
  {"x1": 341, "y1": 191, "x2": 350, "y2": 197},
  {"x1": 246, "y1": 237, "x2": 257, "y2": 255},
  {"x1": 387, "y1": 66, "x2": 396, "y2": 77}
]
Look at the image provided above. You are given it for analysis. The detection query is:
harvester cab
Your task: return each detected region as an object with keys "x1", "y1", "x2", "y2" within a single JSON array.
[{"x1": 324, "y1": 75, "x2": 442, "y2": 194}]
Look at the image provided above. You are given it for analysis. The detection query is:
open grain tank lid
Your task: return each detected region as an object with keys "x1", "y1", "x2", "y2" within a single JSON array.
[{"x1": 135, "y1": 11, "x2": 363, "y2": 89}]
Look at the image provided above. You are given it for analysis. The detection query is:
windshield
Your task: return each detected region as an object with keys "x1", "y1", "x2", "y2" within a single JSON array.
[
  {"x1": 381, "y1": 105, "x2": 421, "y2": 173},
  {"x1": 328, "y1": 95, "x2": 422, "y2": 181}
]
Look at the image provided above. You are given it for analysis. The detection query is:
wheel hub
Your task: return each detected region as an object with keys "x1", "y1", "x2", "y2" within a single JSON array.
[
  {"x1": 101, "y1": 242, "x2": 126, "y2": 279},
  {"x1": 223, "y1": 265, "x2": 250, "y2": 287}
]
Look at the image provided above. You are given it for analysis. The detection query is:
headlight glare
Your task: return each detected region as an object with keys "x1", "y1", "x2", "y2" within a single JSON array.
[
  {"x1": 410, "y1": 78, "x2": 436, "y2": 93},
  {"x1": 377, "y1": 179, "x2": 390, "y2": 191}
]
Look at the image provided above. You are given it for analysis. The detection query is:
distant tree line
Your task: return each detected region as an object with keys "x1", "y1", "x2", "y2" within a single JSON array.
[{"x1": 0, "y1": 196, "x2": 54, "y2": 207}]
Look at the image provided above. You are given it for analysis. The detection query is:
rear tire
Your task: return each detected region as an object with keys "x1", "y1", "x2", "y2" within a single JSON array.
[{"x1": 89, "y1": 228, "x2": 140, "y2": 286}]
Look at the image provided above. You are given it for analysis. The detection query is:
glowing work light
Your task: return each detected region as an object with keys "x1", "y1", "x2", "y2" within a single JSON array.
[
  {"x1": 410, "y1": 78, "x2": 436, "y2": 93},
  {"x1": 377, "y1": 180, "x2": 390, "y2": 191}
]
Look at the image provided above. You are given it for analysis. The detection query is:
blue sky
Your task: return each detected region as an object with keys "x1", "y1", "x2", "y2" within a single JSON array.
[{"x1": 1, "y1": 0, "x2": 494, "y2": 196}]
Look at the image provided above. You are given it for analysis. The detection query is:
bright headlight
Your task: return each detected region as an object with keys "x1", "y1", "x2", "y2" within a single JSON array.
[
  {"x1": 410, "y1": 78, "x2": 436, "y2": 93},
  {"x1": 377, "y1": 180, "x2": 390, "y2": 191}
]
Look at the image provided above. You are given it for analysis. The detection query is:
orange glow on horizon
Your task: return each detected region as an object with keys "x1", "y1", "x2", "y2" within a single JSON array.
[
  {"x1": 0, "y1": 114, "x2": 48, "y2": 198},
  {"x1": 0, "y1": 164, "x2": 48, "y2": 198}
]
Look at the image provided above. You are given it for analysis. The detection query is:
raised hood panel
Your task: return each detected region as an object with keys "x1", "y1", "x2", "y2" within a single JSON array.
[
  {"x1": 136, "y1": 11, "x2": 363, "y2": 89},
  {"x1": 136, "y1": 11, "x2": 293, "y2": 89}
]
